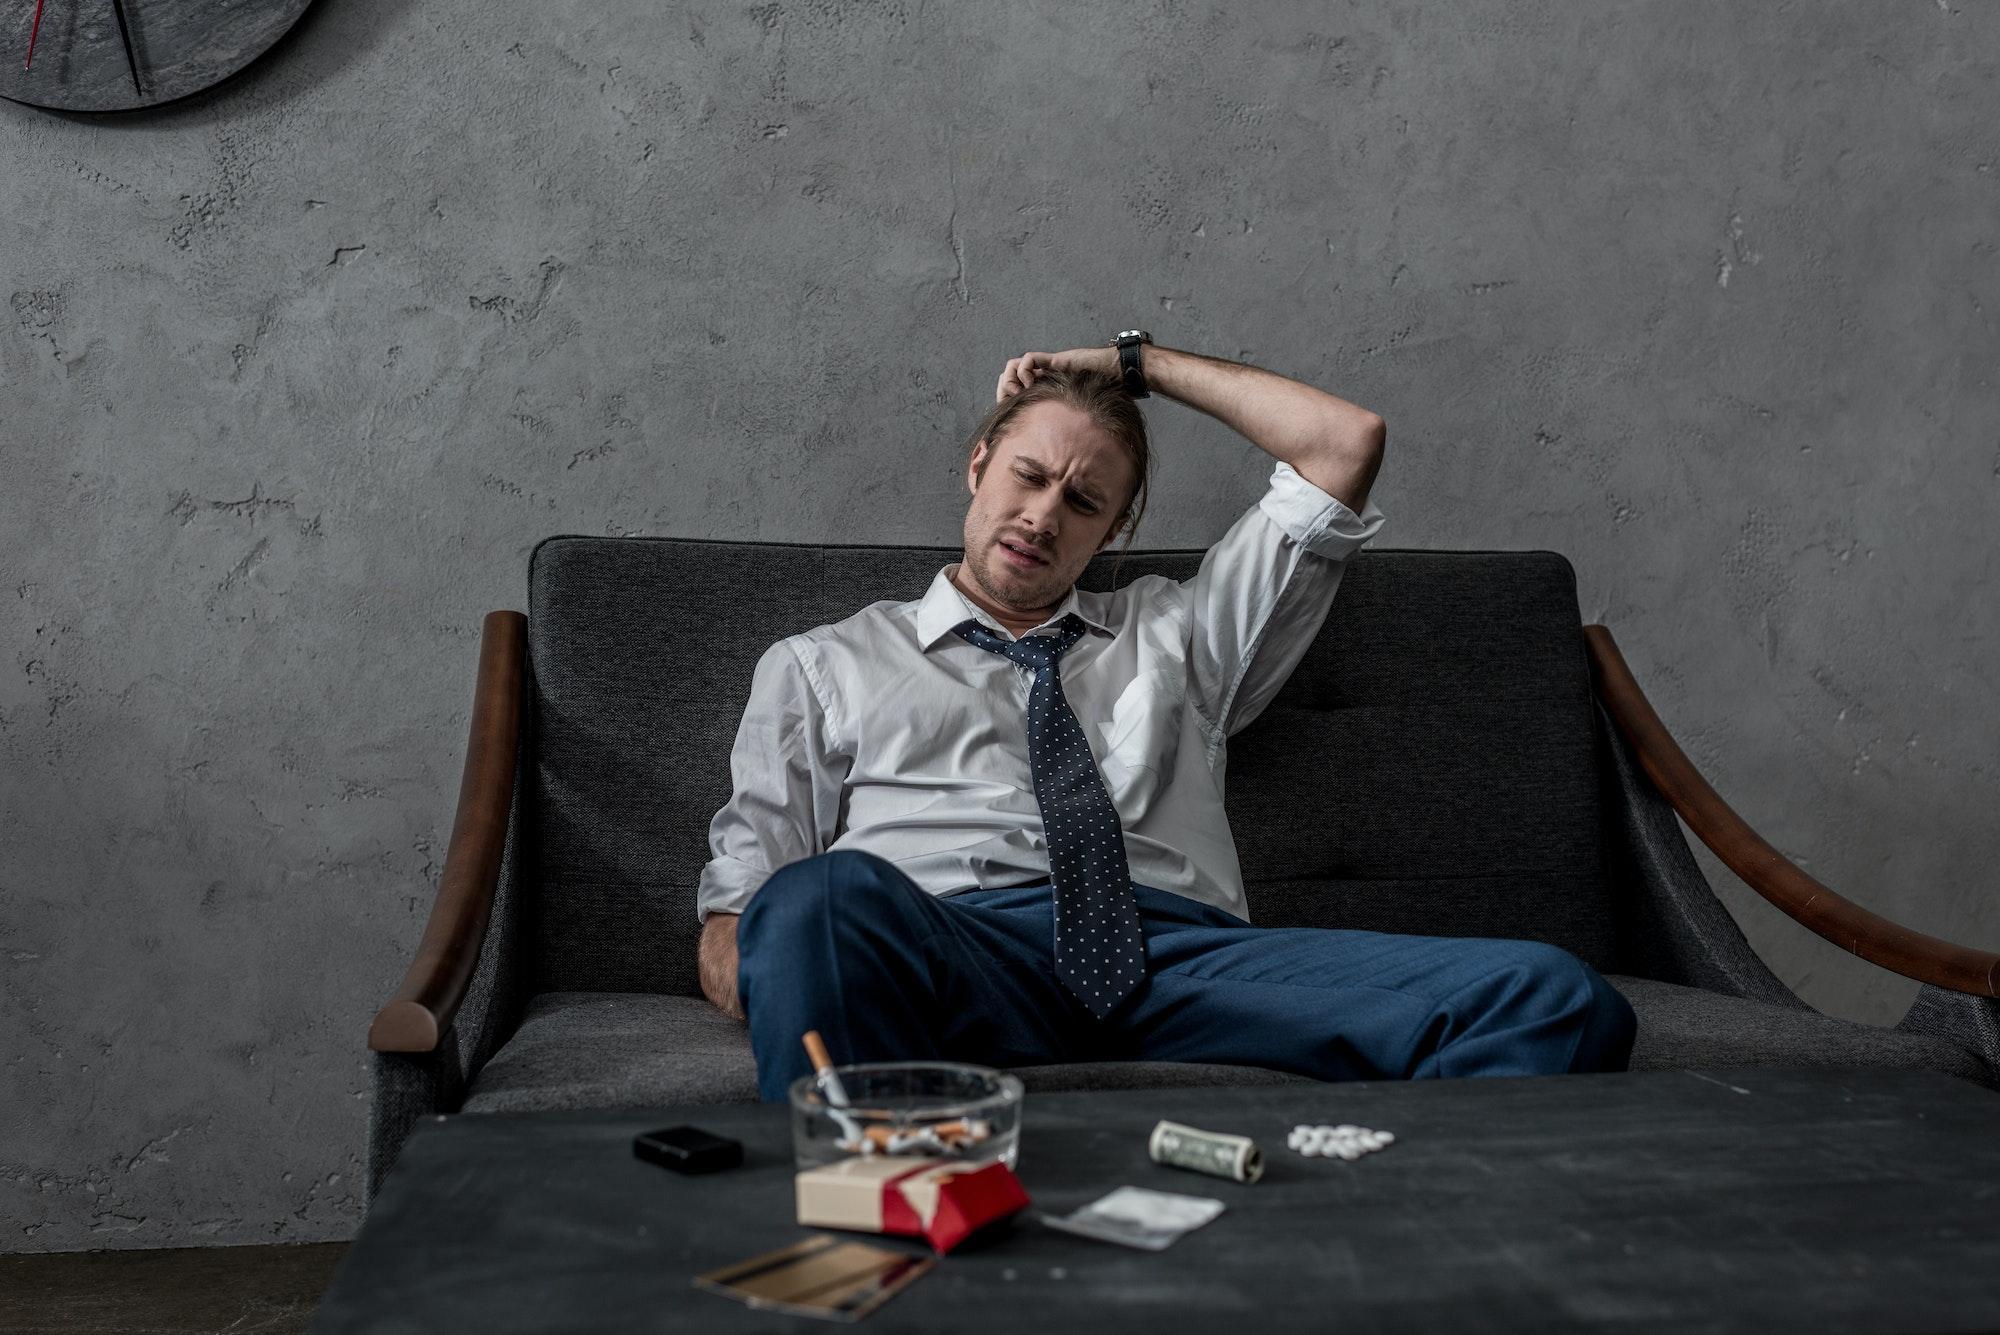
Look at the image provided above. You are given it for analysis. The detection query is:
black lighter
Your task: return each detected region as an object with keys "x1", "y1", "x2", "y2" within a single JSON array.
[{"x1": 633, "y1": 1125, "x2": 744, "y2": 1175}]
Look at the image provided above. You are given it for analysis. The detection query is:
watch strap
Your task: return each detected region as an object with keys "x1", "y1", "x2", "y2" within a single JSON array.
[{"x1": 1113, "y1": 330, "x2": 1152, "y2": 399}]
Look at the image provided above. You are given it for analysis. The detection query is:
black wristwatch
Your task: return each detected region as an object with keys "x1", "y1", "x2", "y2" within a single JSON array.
[{"x1": 1111, "y1": 329, "x2": 1153, "y2": 399}]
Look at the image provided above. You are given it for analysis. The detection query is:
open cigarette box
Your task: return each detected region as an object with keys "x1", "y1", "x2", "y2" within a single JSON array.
[{"x1": 794, "y1": 1155, "x2": 1031, "y2": 1254}]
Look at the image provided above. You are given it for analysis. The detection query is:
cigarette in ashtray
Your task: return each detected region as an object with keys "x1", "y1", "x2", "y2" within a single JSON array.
[{"x1": 801, "y1": 1030, "x2": 866, "y2": 1145}]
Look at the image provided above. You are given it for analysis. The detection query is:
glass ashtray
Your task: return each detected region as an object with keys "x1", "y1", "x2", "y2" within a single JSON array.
[{"x1": 788, "y1": 1061, "x2": 1025, "y2": 1171}]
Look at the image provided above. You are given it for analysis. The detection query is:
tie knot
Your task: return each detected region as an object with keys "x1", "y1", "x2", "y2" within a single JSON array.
[{"x1": 952, "y1": 612, "x2": 1088, "y2": 669}]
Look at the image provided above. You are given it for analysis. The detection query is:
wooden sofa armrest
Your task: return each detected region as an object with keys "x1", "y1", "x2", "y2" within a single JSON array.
[
  {"x1": 1585, "y1": 624, "x2": 1998, "y2": 999},
  {"x1": 369, "y1": 610, "x2": 528, "y2": 1053}
]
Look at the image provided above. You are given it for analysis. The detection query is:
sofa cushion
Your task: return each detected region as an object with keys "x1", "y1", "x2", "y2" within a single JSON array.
[
  {"x1": 464, "y1": 993, "x2": 760, "y2": 1113},
  {"x1": 459, "y1": 980, "x2": 1988, "y2": 1116},
  {"x1": 460, "y1": 993, "x2": 1316, "y2": 1114},
  {"x1": 1611, "y1": 975, "x2": 1992, "y2": 1086},
  {"x1": 526, "y1": 538, "x2": 1617, "y2": 996}
]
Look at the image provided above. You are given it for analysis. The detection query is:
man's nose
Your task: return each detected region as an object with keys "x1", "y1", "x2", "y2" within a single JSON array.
[{"x1": 1018, "y1": 495, "x2": 1060, "y2": 544}]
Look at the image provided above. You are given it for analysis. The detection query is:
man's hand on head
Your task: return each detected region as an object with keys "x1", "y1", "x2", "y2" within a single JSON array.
[{"x1": 997, "y1": 346, "x2": 1120, "y2": 401}]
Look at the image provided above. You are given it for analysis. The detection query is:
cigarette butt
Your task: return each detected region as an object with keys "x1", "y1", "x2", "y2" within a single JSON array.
[{"x1": 856, "y1": 1119, "x2": 988, "y2": 1153}]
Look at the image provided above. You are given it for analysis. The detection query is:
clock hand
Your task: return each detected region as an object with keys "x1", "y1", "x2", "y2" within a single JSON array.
[
  {"x1": 24, "y1": 0, "x2": 47, "y2": 70},
  {"x1": 108, "y1": 0, "x2": 141, "y2": 94}
]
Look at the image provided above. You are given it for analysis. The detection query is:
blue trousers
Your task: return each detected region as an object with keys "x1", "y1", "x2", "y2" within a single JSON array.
[{"x1": 736, "y1": 849, "x2": 1636, "y2": 1103}]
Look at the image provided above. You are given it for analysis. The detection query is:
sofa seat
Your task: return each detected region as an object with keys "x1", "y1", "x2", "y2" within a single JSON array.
[
  {"x1": 1610, "y1": 975, "x2": 1988, "y2": 1084},
  {"x1": 459, "y1": 993, "x2": 1317, "y2": 1113},
  {"x1": 459, "y1": 978, "x2": 1989, "y2": 1116}
]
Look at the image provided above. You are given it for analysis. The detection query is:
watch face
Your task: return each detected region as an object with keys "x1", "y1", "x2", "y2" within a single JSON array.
[{"x1": 2, "y1": 0, "x2": 315, "y2": 113}]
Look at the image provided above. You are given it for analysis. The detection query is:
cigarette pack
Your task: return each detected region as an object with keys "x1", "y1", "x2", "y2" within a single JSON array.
[{"x1": 794, "y1": 1155, "x2": 1031, "y2": 1254}]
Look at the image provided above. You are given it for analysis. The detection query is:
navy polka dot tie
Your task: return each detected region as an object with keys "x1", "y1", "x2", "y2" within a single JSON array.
[{"x1": 953, "y1": 612, "x2": 1147, "y2": 1020}]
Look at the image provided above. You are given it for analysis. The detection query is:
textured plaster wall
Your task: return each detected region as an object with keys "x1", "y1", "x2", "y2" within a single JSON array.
[{"x1": 3, "y1": 0, "x2": 1996, "y2": 1252}]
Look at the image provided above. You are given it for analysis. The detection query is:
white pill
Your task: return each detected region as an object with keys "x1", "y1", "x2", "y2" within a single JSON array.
[
  {"x1": 1375, "y1": 1132, "x2": 1396, "y2": 1147},
  {"x1": 1335, "y1": 1145, "x2": 1361, "y2": 1161},
  {"x1": 1334, "y1": 1124, "x2": 1360, "y2": 1135}
]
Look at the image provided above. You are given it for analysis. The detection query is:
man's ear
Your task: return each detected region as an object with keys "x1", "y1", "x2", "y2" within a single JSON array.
[{"x1": 967, "y1": 439, "x2": 990, "y2": 496}]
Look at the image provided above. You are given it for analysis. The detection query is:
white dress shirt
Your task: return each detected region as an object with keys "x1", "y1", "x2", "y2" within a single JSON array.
[{"x1": 696, "y1": 461, "x2": 1387, "y2": 925}]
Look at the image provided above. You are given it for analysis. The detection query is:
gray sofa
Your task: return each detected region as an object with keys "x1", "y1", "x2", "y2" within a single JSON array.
[{"x1": 364, "y1": 536, "x2": 2000, "y2": 1210}]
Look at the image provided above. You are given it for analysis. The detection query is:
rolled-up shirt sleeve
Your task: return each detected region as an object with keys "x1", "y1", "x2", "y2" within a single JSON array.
[
  {"x1": 696, "y1": 637, "x2": 845, "y2": 922},
  {"x1": 1183, "y1": 460, "x2": 1386, "y2": 747}
]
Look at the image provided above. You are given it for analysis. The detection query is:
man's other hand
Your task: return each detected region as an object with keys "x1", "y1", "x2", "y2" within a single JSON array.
[{"x1": 699, "y1": 912, "x2": 745, "y2": 1021}]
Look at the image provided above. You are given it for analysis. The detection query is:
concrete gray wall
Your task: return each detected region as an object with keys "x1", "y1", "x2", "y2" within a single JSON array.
[{"x1": 3, "y1": 0, "x2": 1995, "y2": 1252}]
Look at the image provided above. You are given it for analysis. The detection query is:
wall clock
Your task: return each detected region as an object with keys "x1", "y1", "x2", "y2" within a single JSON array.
[{"x1": 2, "y1": 0, "x2": 313, "y2": 113}]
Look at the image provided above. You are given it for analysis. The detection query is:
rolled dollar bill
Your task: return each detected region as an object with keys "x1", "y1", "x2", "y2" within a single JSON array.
[{"x1": 1147, "y1": 1119, "x2": 1265, "y2": 1184}]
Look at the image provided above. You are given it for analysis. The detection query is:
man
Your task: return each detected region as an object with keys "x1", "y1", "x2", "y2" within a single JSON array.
[{"x1": 696, "y1": 335, "x2": 1636, "y2": 1101}]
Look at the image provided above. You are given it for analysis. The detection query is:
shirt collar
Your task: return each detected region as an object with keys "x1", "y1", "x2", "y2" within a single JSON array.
[{"x1": 914, "y1": 562, "x2": 1116, "y2": 651}]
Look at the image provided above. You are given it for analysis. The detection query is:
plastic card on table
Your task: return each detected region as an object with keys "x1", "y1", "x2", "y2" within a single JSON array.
[
  {"x1": 694, "y1": 1233, "x2": 933, "y2": 1322},
  {"x1": 1040, "y1": 1186, "x2": 1227, "y2": 1251}
]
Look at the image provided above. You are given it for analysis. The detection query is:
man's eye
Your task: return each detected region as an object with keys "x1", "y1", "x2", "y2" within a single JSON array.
[{"x1": 1016, "y1": 470, "x2": 1095, "y2": 512}]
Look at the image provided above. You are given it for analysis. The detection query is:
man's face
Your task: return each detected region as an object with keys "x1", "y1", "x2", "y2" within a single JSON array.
[{"x1": 961, "y1": 400, "x2": 1136, "y2": 614}]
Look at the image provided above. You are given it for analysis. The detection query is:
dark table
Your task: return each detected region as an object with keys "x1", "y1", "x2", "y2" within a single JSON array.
[{"x1": 314, "y1": 1067, "x2": 2000, "y2": 1333}]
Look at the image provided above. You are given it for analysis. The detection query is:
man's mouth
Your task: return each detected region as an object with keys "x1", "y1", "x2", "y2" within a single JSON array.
[{"x1": 998, "y1": 538, "x2": 1048, "y2": 569}]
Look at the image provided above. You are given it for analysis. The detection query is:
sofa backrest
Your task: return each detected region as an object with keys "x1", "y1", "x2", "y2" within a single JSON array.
[{"x1": 523, "y1": 538, "x2": 1613, "y2": 997}]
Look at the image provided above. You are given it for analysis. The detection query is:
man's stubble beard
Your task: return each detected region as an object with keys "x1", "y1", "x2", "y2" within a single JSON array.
[{"x1": 964, "y1": 534, "x2": 1068, "y2": 615}]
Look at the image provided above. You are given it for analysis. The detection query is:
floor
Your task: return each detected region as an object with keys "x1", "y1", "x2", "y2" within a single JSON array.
[{"x1": 0, "y1": 1242, "x2": 348, "y2": 1335}]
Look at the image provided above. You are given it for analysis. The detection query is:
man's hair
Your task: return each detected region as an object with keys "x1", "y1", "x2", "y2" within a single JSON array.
[{"x1": 962, "y1": 366, "x2": 1153, "y2": 581}]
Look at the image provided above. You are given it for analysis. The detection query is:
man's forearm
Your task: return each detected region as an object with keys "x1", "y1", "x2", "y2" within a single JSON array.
[
  {"x1": 1143, "y1": 345, "x2": 1385, "y2": 510},
  {"x1": 699, "y1": 912, "x2": 745, "y2": 1021}
]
